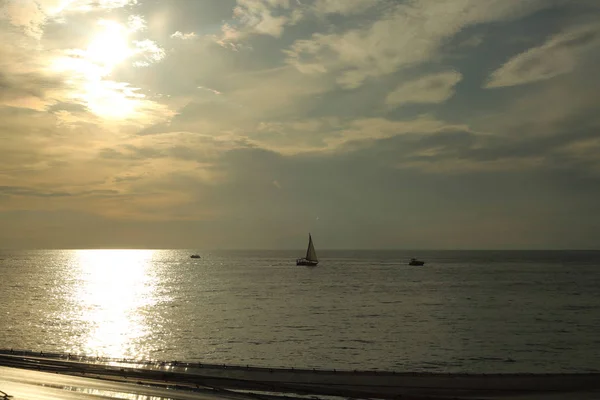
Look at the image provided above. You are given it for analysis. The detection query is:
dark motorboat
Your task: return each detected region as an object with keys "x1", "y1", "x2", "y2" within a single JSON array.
[
  {"x1": 190, "y1": 254, "x2": 201, "y2": 259},
  {"x1": 409, "y1": 258, "x2": 425, "y2": 266},
  {"x1": 296, "y1": 233, "x2": 318, "y2": 266}
]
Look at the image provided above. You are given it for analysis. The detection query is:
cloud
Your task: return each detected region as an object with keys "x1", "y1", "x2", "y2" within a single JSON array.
[
  {"x1": 212, "y1": 23, "x2": 246, "y2": 50},
  {"x1": 0, "y1": 28, "x2": 74, "y2": 110},
  {"x1": 127, "y1": 14, "x2": 146, "y2": 32},
  {"x1": 212, "y1": 0, "x2": 382, "y2": 49},
  {"x1": 46, "y1": 101, "x2": 89, "y2": 113},
  {"x1": 0, "y1": 185, "x2": 119, "y2": 198},
  {"x1": 311, "y1": 0, "x2": 379, "y2": 16},
  {"x1": 457, "y1": 33, "x2": 485, "y2": 48},
  {"x1": 171, "y1": 31, "x2": 197, "y2": 40},
  {"x1": 1, "y1": 0, "x2": 48, "y2": 38},
  {"x1": 54, "y1": 0, "x2": 139, "y2": 13},
  {"x1": 131, "y1": 39, "x2": 166, "y2": 66},
  {"x1": 332, "y1": 116, "x2": 472, "y2": 149},
  {"x1": 472, "y1": 51, "x2": 600, "y2": 143},
  {"x1": 1, "y1": 0, "x2": 600, "y2": 249},
  {"x1": 233, "y1": 0, "x2": 291, "y2": 37},
  {"x1": 212, "y1": 0, "x2": 366, "y2": 49},
  {"x1": 0, "y1": 70, "x2": 66, "y2": 109},
  {"x1": 248, "y1": 115, "x2": 473, "y2": 153},
  {"x1": 197, "y1": 86, "x2": 222, "y2": 95},
  {"x1": 33, "y1": 15, "x2": 171, "y2": 123},
  {"x1": 486, "y1": 24, "x2": 600, "y2": 88},
  {"x1": 134, "y1": 64, "x2": 333, "y2": 139},
  {"x1": 385, "y1": 71, "x2": 462, "y2": 108},
  {"x1": 0, "y1": 118, "x2": 234, "y2": 223},
  {"x1": 0, "y1": 0, "x2": 139, "y2": 38},
  {"x1": 214, "y1": 0, "x2": 382, "y2": 48},
  {"x1": 285, "y1": 0, "x2": 557, "y2": 88}
]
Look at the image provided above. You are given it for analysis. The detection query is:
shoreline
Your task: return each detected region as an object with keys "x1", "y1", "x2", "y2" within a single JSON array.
[
  {"x1": 3, "y1": 348, "x2": 598, "y2": 375},
  {"x1": 2, "y1": 349, "x2": 600, "y2": 399}
]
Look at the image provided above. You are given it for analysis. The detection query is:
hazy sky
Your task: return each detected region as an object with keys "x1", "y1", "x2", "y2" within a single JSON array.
[{"x1": 1, "y1": 0, "x2": 599, "y2": 249}]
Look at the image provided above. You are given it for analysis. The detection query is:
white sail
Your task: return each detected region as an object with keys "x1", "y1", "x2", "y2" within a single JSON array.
[{"x1": 305, "y1": 234, "x2": 317, "y2": 261}]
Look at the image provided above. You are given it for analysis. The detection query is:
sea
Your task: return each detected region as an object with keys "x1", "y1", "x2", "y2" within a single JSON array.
[{"x1": 1, "y1": 249, "x2": 599, "y2": 373}]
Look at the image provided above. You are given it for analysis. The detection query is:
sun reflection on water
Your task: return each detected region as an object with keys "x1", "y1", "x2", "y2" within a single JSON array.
[{"x1": 73, "y1": 250, "x2": 158, "y2": 359}]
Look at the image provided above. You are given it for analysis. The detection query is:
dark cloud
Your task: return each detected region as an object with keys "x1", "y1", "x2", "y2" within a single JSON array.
[
  {"x1": 0, "y1": 185, "x2": 119, "y2": 198},
  {"x1": 112, "y1": 174, "x2": 143, "y2": 183},
  {"x1": 554, "y1": 28, "x2": 599, "y2": 50},
  {"x1": 115, "y1": 135, "x2": 599, "y2": 249},
  {"x1": 97, "y1": 145, "x2": 164, "y2": 160},
  {"x1": 0, "y1": 185, "x2": 73, "y2": 198},
  {"x1": 0, "y1": 71, "x2": 65, "y2": 100},
  {"x1": 136, "y1": 0, "x2": 236, "y2": 37},
  {"x1": 46, "y1": 101, "x2": 89, "y2": 113}
]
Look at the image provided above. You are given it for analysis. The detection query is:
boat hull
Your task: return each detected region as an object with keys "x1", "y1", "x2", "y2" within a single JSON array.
[
  {"x1": 409, "y1": 261, "x2": 424, "y2": 266},
  {"x1": 296, "y1": 259, "x2": 318, "y2": 266}
]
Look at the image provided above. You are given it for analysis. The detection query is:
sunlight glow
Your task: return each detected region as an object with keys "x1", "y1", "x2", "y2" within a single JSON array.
[
  {"x1": 50, "y1": 19, "x2": 164, "y2": 120},
  {"x1": 73, "y1": 250, "x2": 158, "y2": 359},
  {"x1": 82, "y1": 80, "x2": 145, "y2": 119},
  {"x1": 86, "y1": 20, "x2": 131, "y2": 70},
  {"x1": 49, "y1": 0, "x2": 139, "y2": 15}
]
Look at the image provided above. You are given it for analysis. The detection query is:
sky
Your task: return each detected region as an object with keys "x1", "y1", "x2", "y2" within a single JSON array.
[{"x1": 1, "y1": 0, "x2": 599, "y2": 250}]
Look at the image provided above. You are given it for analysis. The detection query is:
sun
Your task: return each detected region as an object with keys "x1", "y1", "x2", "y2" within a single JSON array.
[
  {"x1": 51, "y1": 19, "x2": 149, "y2": 120},
  {"x1": 79, "y1": 21, "x2": 141, "y2": 119},
  {"x1": 52, "y1": 20, "x2": 132, "y2": 78},
  {"x1": 86, "y1": 20, "x2": 132, "y2": 72},
  {"x1": 50, "y1": 19, "x2": 167, "y2": 121}
]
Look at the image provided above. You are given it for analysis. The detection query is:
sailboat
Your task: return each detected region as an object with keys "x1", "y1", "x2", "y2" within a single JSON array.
[{"x1": 296, "y1": 233, "x2": 318, "y2": 266}]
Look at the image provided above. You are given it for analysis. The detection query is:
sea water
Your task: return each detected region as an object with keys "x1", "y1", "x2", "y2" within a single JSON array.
[{"x1": 1, "y1": 249, "x2": 599, "y2": 373}]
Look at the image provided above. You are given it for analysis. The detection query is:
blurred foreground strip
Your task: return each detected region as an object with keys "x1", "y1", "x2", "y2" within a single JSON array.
[{"x1": 1, "y1": 350, "x2": 600, "y2": 399}]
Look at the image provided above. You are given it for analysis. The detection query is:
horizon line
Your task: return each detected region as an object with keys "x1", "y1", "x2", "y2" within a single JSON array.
[{"x1": 1, "y1": 248, "x2": 600, "y2": 252}]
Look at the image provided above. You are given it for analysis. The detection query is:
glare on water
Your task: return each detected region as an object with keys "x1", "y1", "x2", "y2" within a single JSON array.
[{"x1": 72, "y1": 250, "x2": 158, "y2": 359}]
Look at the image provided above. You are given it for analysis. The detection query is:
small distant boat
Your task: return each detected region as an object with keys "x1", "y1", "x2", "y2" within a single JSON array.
[
  {"x1": 409, "y1": 258, "x2": 425, "y2": 266},
  {"x1": 190, "y1": 254, "x2": 201, "y2": 259},
  {"x1": 296, "y1": 233, "x2": 318, "y2": 266}
]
